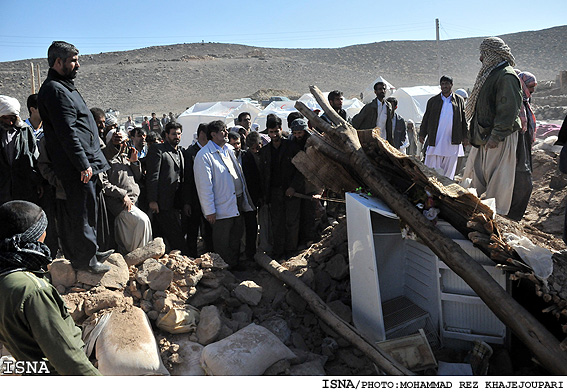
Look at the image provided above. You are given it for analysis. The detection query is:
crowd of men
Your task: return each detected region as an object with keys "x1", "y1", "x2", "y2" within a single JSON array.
[{"x1": 0, "y1": 37, "x2": 541, "y2": 374}]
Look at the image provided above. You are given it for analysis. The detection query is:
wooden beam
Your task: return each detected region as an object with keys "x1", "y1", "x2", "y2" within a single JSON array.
[
  {"x1": 254, "y1": 252, "x2": 414, "y2": 376},
  {"x1": 293, "y1": 85, "x2": 567, "y2": 376}
]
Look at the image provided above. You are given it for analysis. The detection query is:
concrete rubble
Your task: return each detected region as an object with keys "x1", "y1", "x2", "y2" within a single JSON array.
[{"x1": 14, "y1": 223, "x2": 376, "y2": 376}]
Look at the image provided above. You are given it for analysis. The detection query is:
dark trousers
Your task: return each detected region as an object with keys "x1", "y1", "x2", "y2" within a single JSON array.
[
  {"x1": 154, "y1": 209, "x2": 189, "y2": 254},
  {"x1": 183, "y1": 205, "x2": 213, "y2": 258},
  {"x1": 299, "y1": 198, "x2": 317, "y2": 244},
  {"x1": 38, "y1": 185, "x2": 59, "y2": 257},
  {"x1": 57, "y1": 179, "x2": 98, "y2": 269},
  {"x1": 507, "y1": 171, "x2": 533, "y2": 221},
  {"x1": 212, "y1": 215, "x2": 244, "y2": 266},
  {"x1": 269, "y1": 188, "x2": 300, "y2": 258},
  {"x1": 243, "y1": 209, "x2": 258, "y2": 258}
]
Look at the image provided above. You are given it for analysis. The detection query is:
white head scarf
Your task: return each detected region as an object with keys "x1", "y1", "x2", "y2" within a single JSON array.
[{"x1": 0, "y1": 95, "x2": 21, "y2": 117}]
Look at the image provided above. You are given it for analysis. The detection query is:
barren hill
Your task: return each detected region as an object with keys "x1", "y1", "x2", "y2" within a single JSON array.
[{"x1": 1, "y1": 25, "x2": 566, "y2": 119}]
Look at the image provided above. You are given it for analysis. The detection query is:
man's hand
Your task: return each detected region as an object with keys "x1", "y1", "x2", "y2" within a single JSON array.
[
  {"x1": 462, "y1": 137, "x2": 470, "y2": 147},
  {"x1": 486, "y1": 136, "x2": 500, "y2": 149},
  {"x1": 112, "y1": 131, "x2": 125, "y2": 146},
  {"x1": 149, "y1": 201, "x2": 159, "y2": 214},
  {"x1": 183, "y1": 204, "x2": 191, "y2": 217},
  {"x1": 419, "y1": 136, "x2": 425, "y2": 144},
  {"x1": 206, "y1": 213, "x2": 216, "y2": 225},
  {"x1": 129, "y1": 147, "x2": 138, "y2": 162},
  {"x1": 123, "y1": 195, "x2": 133, "y2": 211},
  {"x1": 80, "y1": 167, "x2": 93, "y2": 183},
  {"x1": 285, "y1": 187, "x2": 295, "y2": 198}
]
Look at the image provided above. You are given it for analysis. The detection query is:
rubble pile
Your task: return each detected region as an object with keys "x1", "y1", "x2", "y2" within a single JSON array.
[{"x1": 46, "y1": 222, "x2": 375, "y2": 376}]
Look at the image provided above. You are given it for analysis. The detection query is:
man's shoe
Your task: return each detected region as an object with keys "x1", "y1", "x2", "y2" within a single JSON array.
[
  {"x1": 96, "y1": 249, "x2": 114, "y2": 263},
  {"x1": 88, "y1": 260, "x2": 111, "y2": 274}
]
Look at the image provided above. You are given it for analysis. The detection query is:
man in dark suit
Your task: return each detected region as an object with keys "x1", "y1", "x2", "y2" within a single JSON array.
[
  {"x1": 259, "y1": 116, "x2": 303, "y2": 260},
  {"x1": 146, "y1": 121, "x2": 188, "y2": 254},
  {"x1": 38, "y1": 41, "x2": 111, "y2": 274},
  {"x1": 386, "y1": 96, "x2": 408, "y2": 151},
  {"x1": 182, "y1": 123, "x2": 213, "y2": 257}
]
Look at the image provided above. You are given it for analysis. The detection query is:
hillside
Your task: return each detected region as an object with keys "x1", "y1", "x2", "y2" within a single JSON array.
[{"x1": 0, "y1": 25, "x2": 566, "y2": 119}]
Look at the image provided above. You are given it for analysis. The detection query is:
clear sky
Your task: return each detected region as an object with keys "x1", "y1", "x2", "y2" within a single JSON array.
[{"x1": 1, "y1": 0, "x2": 565, "y2": 63}]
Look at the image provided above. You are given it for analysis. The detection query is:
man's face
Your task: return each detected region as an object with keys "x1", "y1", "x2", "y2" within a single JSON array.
[
  {"x1": 211, "y1": 127, "x2": 228, "y2": 146},
  {"x1": 440, "y1": 80, "x2": 453, "y2": 96},
  {"x1": 249, "y1": 142, "x2": 262, "y2": 154},
  {"x1": 133, "y1": 131, "x2": 146, "y2": 148},
  {"x1": 58, "y1": 55, "x2": 80, "y2": 79},
  {"x1": 152, "y1": 113, "x2": 157, "y2": 119},
  {"x1": 94, "y1": 115, "x2": 105, "y2": 133},
  {"x1": 229, "y1": 137, "x2": 241, "y2": 152},
  {"x1": 0, "y1": 115, "x2": 17, "y2": 128},
  {"x1": 374, "y1": 84, "x2": 386, "y2": 101},
  {"x1": 292, "y1": 129, "x2": 306, "y2": 141},
  {"x1": 330, "y1": 96, "x2": 343, "y2": 111},
  {"x1": 268, "y1": 127, "x2": 282, "y2": 143},
  {"x1": 240, "y1": 115, "x2": 251, "y2": 130},
  {"x1": 166, "y1": 127, "x2": 182, "y2": 147}
]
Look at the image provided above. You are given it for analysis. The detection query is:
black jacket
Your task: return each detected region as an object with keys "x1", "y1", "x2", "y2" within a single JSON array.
[
  {"x1": 0, "y1": 124, "x2": 41, "y2": 205},
  {"x1": 146, "y1": 141, "x2": 184, "y2": 210},
  {"x1": 38, "y1": 68, "x2": 109, "y2": 181},
  {"x1": 241, "y1": 150, "x2": 262, "y2": 207},
  {"x1": 182, "y1": 142, "x2": 201, "y2": 210},
  {"x1": 259, "y1": 139, "x2": 303, "y2": 203}
]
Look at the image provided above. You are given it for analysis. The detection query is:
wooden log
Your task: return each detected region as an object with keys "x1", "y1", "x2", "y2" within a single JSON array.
[
  {"x1": 254, "y1": 252, "x2": 413, "y2": 376},
  {"x1": 294, "y1": 85, "x2": 567, "y2": 376}
]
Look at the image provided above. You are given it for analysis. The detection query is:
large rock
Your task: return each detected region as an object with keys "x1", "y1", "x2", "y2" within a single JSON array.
[
  {"x1": 325, "y1": 254, "x2": 349, "y2": 280},
  {"x1": 124, "y1": 237, "x2": 166, "y2": 267},
  {"x1": 84, "y1": 290, "x2": 127, "y2": 316},
  {"x1": 233, "y1": 280, "x2": 263, "y2": 306},
  {"x1": 196, "y1": 305, "x2": 222, "y2": 345},
  {"x1": 49, "y1": 259, "x2": 76, "y2": 288},
  {"x1": 188, "y1": 286, "x2": 230, "y2": 308},
  {"x1": 136, "y1": 258, "x2": 174, "y2": 291},
  {"x1": 77, "y1": 253, "x2": 130, "y2": 289}
]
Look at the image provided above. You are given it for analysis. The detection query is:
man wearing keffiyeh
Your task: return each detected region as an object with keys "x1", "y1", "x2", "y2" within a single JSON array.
[
  {"x1": 461, "y1": 37, "x2": 523, "y2": 216},
  {"x1": 0, "y1": 200, "x2": 100, "y2": 375}
]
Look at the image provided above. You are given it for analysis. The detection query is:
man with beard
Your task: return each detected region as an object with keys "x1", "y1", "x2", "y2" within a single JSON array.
[
  {"x1": 259, "y1": 116, "x2": 303, "y2": 260},
  {"x1": 194, "y1": 121, "x2": 254, "y2": 267},
  {"x1": 461, "y1": 37, "x2": 522, "y2": 216},
  {"x1": 38, "y1": 41, "x2": 111, "y2": 274},
  {"x1": 321, "y1": 90, "x2": 351, "y2": 125},
  {"x1": 352, "y1": 82, "x2": 393, "y2": 146},
  {"x1": 419, "y1": 75, "x2": 468, "y2": 179},
  {"x1": 0, "y1": 95, "x2": 41, "y2": 206},
  {"x1": 228, "y1": 130, "x2": 242, "y2": 164},
  {"x1": 0, "y1": 200, "x2": 101, "y2": 375},
  {"x1": 146, "y1": 122, "x2": 188, "y2": 254}
]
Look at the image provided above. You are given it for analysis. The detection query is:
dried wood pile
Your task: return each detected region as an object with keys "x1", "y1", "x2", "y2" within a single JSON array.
[{"x1": 291, "y1": 85, "x2": 567, "y2": 375}]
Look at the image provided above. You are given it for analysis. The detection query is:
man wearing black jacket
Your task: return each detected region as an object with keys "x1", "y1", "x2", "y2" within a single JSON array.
[
  {"x1": 38, "y1": 41, "x2": 111, "y2": 274},
  {"x1": 259, "y1": 116, "x2": 303, "y2": 260}
]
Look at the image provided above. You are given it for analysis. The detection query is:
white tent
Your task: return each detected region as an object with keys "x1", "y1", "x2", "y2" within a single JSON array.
[
  {"x1": 361, "y1": 77, "x2": 396, "y2": 104},
  {"x1": 390, "y1": 86, "x2": 441, "y2": 124},
  {"x1": 177, "y1": 101, "x2": 261, "y2": 147},
  {"x1": 254, "y1": 93, "x2": 364, "y2": 132}
]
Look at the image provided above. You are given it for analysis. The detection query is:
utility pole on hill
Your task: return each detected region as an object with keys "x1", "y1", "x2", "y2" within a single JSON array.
[{"x1": 436, "y1": 18, "x2": 441, "y2": 82}]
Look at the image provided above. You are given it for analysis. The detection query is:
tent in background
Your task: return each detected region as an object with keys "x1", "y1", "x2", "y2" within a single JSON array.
[
  {"x1": 390, "y1": 86, "x2": 440, "y2": 125},
  {"x1": 177, "y1": 101, "x2": 261, "y2": 147},
  {"x1": 254, "y1": 93, "x2": 364, "y2": 133},
  {"x1": 361, "y1": 77, "x2": 396, "y2": 104}
]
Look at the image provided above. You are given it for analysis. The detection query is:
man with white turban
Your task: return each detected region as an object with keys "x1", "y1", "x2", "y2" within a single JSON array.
[
  {"x1": 461, "y1": 37, "x2": 522, "y2": 216},
  {"x1": 0, "y1": 95, "x2": 41, "y2": 206}
]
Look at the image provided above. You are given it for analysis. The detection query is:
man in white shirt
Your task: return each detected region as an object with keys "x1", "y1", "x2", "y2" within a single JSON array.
[
  {"x1": 193, "y1": 121, "x2": 254, "y2": 266},
  {"x1": 419, "y1": 75, "x2": 468, "y2": 179}
]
